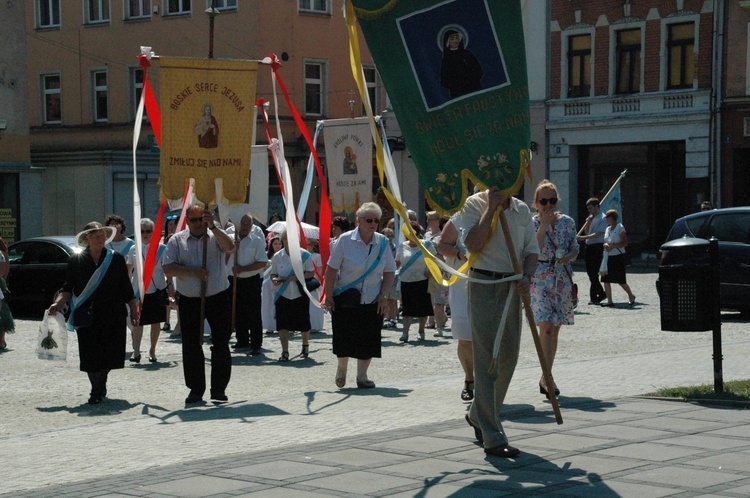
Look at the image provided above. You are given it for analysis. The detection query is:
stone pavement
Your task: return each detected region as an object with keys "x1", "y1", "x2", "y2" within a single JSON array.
[
  {"x1": 1, "y1": 269, "x2": 750, "y2": 496},
  {"x1": 6, "y1": 397, "x2": 750, "y2": 497}
]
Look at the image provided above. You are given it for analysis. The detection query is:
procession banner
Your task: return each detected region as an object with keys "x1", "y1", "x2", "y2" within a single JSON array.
[
  {"x1": 159, "y1": 57, "x2": 258, "y2": 204},
  {"x1": 249, "y1": 145, "x2": 270, "y2": 225},
  {"x1": 323, "y1": 117, "x2": 373, "y2": 214},
  {"x1": 600, "y1": 182, "x2": 623, "y2": 225},
  {"x1": 351, "y1": 0, "x2": 530, "y2": 215}
]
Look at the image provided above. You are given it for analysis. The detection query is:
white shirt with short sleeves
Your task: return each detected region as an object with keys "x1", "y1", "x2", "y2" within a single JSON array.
[
  {"x1": 461, "y1": 194, "x2": 539, "y2": 273},
  {"x1": 327, "y1": 229, "x2": 397, "y2": 304}
]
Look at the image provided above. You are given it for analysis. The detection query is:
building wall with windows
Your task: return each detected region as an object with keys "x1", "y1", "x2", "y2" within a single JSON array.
[
  {"x1": 1, "y1": 0, "x2": 43, "y2": 243},
  {"x1": 24, "y1": 0, "x2": 379, "y2": 235},
  {"x1": 547, "y1": 0, "x2": 715, "y2": 252},
  {"x1": 720, "y1": 1, "x2": 750, "y2": 208}
]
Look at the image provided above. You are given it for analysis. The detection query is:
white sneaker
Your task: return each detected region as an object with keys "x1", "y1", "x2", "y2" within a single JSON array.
[
  {"x1": 433, "y1": 328, "x2": 444, "y2": 337},
  {"x1": 418, "y1": 331, "x2": 425, "y2": 341}
]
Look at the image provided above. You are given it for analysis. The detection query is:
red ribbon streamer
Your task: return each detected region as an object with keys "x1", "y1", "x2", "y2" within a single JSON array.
[
  {"x1": 138, "y1": 55, "x2": 161, "y2": 147},
  {"x1": 268, "y1": 55, "x2": 332, "y2": 273},
  {"x1": 139, "y1": 199, "x2": 167, "y2": 311}
]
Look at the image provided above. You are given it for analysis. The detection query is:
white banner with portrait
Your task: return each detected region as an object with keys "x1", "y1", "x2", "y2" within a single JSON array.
[{"x1": 323, "y1": 117, "x2": 373, "y2": 214}]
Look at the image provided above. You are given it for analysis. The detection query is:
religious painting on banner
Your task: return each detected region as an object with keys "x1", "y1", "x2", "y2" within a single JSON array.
[
  {"x1": 158, "y1": 58, "x2": 258, "y2": 204},
  {"x1": 352, "y1": 0, "x2": 530, "y2": 215},
  {"x1": 323, "y1": 117, "x2": 373, "y2": 214}
]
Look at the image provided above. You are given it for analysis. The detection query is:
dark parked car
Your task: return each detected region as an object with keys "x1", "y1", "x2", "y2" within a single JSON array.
[
  {"x1": 6, "y1": 236, "x2": 80, "y2": 315},
  {"x1": 658, "y1": 207, "x2": 750, "y2": 316}
]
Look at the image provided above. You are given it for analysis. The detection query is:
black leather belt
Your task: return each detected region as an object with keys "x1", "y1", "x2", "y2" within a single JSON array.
[{"x1": 470, "y1": 268, "x2": 514, "y2": 279}]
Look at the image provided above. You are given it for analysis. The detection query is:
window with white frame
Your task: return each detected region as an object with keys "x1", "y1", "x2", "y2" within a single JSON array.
[
  {"x1": 92, "y1": 70, "x2": 108, "y2": 122},
  {"x1": 667, "y1": 22, "x2": 695, "y2": 89},
  {"x1": 567, "y1": 34, "x2": 591, "y2": 98},
  {"x1": 615, "y1": 28, "x2": 641, "y2": 94},
  {"x1": 167, "y1": 0, "x2": 191, "y2": 15},
  {"x1": 37, "y1": 0, "x2": 60, "y2": 28},
  {"x1": 131, "y1": 67, "x2": 148, "y2": 121},
  {"x1": 298, "y1": 0, "x2": 328, "y2": 14},
  {"x1": 305, "y1": 61, "x2": 326, "y2": 116},
  {"x1": 42, "y1": 74, "x2": 62, "y2": 124},
  {"x1": 86, "y1": 0, "x2": 110, "y2": 24},
  {"x1": 363, "y1": 66, "x2": 379, "y2": 114},
  {"x1": 208, "y1": 0, "x2": 236, "y2": 11},
  {"x1": 127, "y1": 0, "x2": 151, "y2": 19}
]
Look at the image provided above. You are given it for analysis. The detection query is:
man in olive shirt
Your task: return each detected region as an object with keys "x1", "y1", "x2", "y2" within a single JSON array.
[{"x1": 462, "y1": 186, "x2": 539, "y2": 458}]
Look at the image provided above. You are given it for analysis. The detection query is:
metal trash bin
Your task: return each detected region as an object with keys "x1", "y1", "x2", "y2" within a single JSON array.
[
  {"x1": 659, "y1": 266, "x2": 713, "y2": 331},
  {"x1": 658, "y1": 237, "x2": 715, "y2": 332}
]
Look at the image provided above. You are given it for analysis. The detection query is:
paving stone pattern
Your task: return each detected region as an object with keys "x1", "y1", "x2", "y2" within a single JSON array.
[{"x1": 1, "y1": 269, "x2": 749, "y2": 496}]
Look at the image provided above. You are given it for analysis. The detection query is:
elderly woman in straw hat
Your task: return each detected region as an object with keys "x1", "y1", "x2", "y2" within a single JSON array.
[{"x1": 49, "y1": 221, "x2": 139, "y2": 405}]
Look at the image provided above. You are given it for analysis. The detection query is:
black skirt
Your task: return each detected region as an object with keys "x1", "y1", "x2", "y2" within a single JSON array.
[
  {"x1": 139, "y1": 291, "x2": 167, "y2": 325},
  {"x1": 601, "y1": 253, "x2": 628, "y2": 284},
  {"x1": 332, "y1": 302, "x2": 382, "y2": 359},
  {"x1": 275, "y1": 295, "x2": 311, "y2": 332},
  {"x1": 77, "y1": 318, "x2": 127, "y2": 372},
  {"x1": 400, "y1": 279, "x2": 434, "y2": 317}
]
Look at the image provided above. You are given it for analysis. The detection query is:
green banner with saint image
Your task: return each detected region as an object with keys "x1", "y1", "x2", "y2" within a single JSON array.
[{"x1": 352, "y1": 0, "x2": 530, "y2": 215}]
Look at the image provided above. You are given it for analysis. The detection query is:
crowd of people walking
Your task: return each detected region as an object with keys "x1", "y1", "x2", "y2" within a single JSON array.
[{"x1": 0, "y1": 181, "x2": 640, "y2": 458}]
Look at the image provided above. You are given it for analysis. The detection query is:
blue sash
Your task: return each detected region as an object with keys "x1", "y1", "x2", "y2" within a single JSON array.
[
  {"x1": 396, "y1": 240, "x2": 433, "y2": 280},
  {"x1": 274, "y1": 252, "x2": 311, "y2": 303},
  {"x1": 67, "y1": 249, "x2": 115, "y2": 331},
  {"x1": 334, "y1": 237, "x2": 388, "y2": 296}
]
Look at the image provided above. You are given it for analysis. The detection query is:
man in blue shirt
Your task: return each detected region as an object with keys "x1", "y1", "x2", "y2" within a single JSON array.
[{"x1": 577, "y1": 198, "x2": 608, "y2": 304}]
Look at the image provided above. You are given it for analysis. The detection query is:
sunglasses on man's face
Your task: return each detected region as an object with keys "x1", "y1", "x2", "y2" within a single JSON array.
[
  {"x1": 539, "y1": 197, "x2": 558, "y2": 206},
  {"x1": 188, "y1": 217, "x2": 204, "y2": 223},
  {"x1": 361, "y1": 217, "x2": 380, "y2": 224}
]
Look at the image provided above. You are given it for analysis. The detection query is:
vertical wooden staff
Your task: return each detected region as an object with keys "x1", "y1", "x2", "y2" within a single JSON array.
[
  {"x1": 199, "y1": 224, "x2": 208, "y2": 346},
  {"x1": 497, "y1": 208, "x2": 563, "y2": 425},
  {"x1": 230, "y1": 230, "x2": 239, "y2": 335}
]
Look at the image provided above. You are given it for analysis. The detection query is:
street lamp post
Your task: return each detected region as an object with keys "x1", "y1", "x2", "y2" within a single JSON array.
[{"x1": 207, "y1": 0, "x2": 219, "y2": 59}]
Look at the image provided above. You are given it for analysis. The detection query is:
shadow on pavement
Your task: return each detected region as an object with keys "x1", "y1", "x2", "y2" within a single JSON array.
[
  {"x1": 37, "y1": 398, "x2": 170, "y2": 417},
  {"x1": 408, "y1": 451, "x2": 618, "y2": 497},
  {"x1": 155, "y1": 401, "x2": 288, "y2": 424}
]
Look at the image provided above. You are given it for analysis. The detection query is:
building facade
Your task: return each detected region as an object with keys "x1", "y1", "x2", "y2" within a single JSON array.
[
  {"x1": 720, "y1": 0, "x2": 750, "y2": 208},
  {"x1": 23, "y1": 0, "x2": 380, "y2": 236},
  {"x1": 1, "y1": 0, "x2": 42, "y2": 244},
  {"x1": 548, "y1": 0, "x2": 715, "y2": 252}
]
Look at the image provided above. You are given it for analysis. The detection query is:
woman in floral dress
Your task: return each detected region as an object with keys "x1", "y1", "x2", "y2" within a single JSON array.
[{"x1": 530, "y1": 179, "x2": 579, "y2": 399}]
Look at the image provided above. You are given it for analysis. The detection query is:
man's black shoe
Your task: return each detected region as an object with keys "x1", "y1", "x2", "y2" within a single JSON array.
[
  {"x1": 249, "y1": 348, "x2": 262, "y2": 356},
  {"x1": 210, "y1": 392, "x2": 228, "y2": 403},
  {"x1": 185, "y1": 391, "x2": 203, "y2": 404},
  {"x1": 232, "y1": 343, "x2": 250, "y2": 350}
]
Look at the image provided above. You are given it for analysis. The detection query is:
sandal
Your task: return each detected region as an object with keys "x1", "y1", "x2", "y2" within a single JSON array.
[
  {"x1": 335, "y1": 367, "x2": 346, "y2": 388},
  {"x1": 278, "y1": 351, "x2": 289, "y2": 362},
  {"x1": 301, "y1": 344, "x2": 309, "y2": 358},
  {"x1": 461, "y1": 380, "x2": 474, "y2": 401}
]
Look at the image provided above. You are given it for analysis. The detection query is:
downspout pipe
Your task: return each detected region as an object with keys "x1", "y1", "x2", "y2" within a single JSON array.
[{"x1": 711, "y1": 0, "x2": 725, "y2": 207}]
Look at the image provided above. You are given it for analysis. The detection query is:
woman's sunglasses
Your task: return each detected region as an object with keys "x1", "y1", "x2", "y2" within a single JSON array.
[
  {"x1": 361, "y1": 217, "x2": 380, "y2": 224},
  {"x1": 539, "y1": 197, "x2": 558, "y2": 206}
]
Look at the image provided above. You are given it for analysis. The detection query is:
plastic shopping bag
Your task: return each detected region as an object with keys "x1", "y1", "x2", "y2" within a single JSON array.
[{"x1": 36, "y1": 310, "x2": 68, "y2": 361}]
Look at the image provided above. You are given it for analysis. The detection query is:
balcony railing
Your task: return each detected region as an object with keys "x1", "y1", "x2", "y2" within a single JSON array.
[{"x1": 550, "y1": 90, "x2": 709, "y2": 123}]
